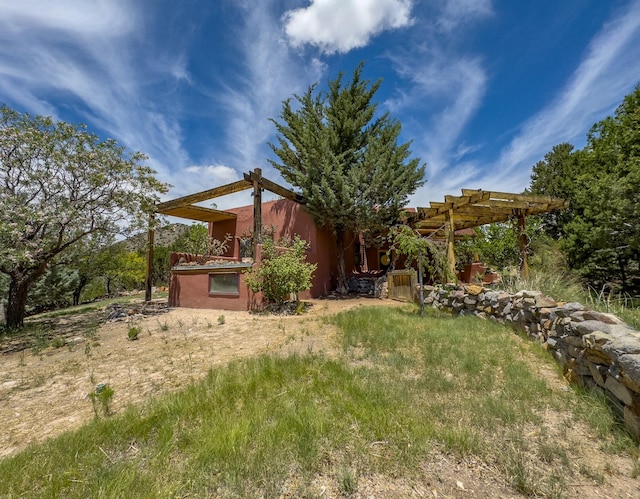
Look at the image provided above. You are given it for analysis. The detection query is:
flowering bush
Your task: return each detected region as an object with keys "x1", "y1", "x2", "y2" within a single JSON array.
[{"x1": 245, "y1": 236, "x2": 316, "y2": 305}]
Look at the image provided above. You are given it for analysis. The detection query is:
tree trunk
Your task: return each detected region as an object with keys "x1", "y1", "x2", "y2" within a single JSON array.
[
  {"x1": 72, "y1": 275, "x2": 88, "y2": 306},
  {"x1": 336, "y1": 228, "x2": 349, "y2": 294},
  {"x1": 617, "y1": 253, "x2": 628, "y2": 289},
  {"x1": 6, "y1": 277, "x2": 30, "y2": 328}
]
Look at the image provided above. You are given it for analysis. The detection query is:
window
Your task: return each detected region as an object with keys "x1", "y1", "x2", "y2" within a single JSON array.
[{"x1": 209, "y1": 272, "x2": 239, "y2": 295}]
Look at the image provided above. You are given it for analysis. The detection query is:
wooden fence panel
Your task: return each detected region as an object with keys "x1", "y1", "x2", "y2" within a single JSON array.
[{"x1": 388, "y1": 270, "x2": 416, "y2": 302}]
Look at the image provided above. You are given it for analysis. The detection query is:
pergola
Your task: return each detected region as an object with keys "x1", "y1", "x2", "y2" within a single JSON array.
[
  {"x1": 144, "y1": 176, "x2": 568, "y2": 301},
  {"x1": 404, "y1": 189, "x2": 569, "y2": 279},
  {"x1": 144, "y1": 168, "x2": 302, "y2": 300}
]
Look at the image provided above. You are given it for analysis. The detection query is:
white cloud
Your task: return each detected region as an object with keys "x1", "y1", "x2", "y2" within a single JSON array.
[
  {"x1": 484, "y1": 0, "x2": 640, "y2": 193},
  {"x1": 388, "y1": 51, "x2": 488, "y2": 203},
  {"x1": 185, "y1": 164, "x2": 240, "y2": 184},
  {"x1": 436, "y1": 0, "x2": 493, "y2": 32},
  {"x1": 0, "y1": 0, "x2": 195, "y2": 198},
  {"x1": 284, "y1": 0, "x2": 414, "y2": 53},
  {"x1": 405, "y1": 0, "x2": 640, "y2": 203}
]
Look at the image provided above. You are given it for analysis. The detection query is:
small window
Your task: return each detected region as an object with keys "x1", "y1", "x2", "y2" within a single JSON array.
[{"x1": 209, "y1": 272, "x2": 239, "y2": 295}]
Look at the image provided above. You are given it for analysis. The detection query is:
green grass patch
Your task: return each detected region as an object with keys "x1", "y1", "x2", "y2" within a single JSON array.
[{"x1": 0, "y1": 306, "x2": 637, "y2": 497}]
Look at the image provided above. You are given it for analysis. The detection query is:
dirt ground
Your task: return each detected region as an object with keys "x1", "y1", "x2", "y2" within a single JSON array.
[{"x1": 1, "y1": 297, "x2": 639, "y2": 498}]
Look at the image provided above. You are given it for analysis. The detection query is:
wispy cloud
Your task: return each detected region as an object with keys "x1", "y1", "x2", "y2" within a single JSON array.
[
  {"x1": 481, "y1": 0, "x2": 640, "y2": 194},
  {"x1": 388, "y1": 51, "x2": 488, "y2": 203},
  {"x1": 185, "y1": 164, "x2": 240, "y2": 183},
  {"x1": 212, "y1": 1, "x2": 324, "y2": 174},
  {"x1": 284, "y1": 0, "x2": 414, "y2": 54},
  {"x1": 0, "y1": 0, "x2": 194, "y2": 197},
  {"x1": 436, "y1": 0, "x2": 493, "y2": 32},
  {"x1": 403, "y1": 0, "x2": 640, "y2": 203}
]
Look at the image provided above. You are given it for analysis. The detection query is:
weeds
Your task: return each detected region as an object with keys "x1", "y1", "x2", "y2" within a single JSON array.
[
  {"x1": 127, "y1": 326, "x2": 140, "y2": 341},
  {"x1": 29, "y1": 326, "x2": 49, "y2": 355},
  {"x1": 127, "y1": 318, "x2": 141, "y2": 341},
  {"x1": 51, "y1": 337, "x2": 66, "y2": 349},
  {"x1": 338, "y1": 467, "x2": 358, "y2": 494},
  {"x1": 89, "y1": 383, "x2": 115, "y2": 418},
  {"x1": 217, "y1": 315, "x2": 225, "y2": 326}
]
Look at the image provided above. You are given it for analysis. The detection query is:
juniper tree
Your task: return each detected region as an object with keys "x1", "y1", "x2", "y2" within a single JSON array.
[
  {"x1": 0, "y1": 106, "x2": 167, "y2": 327},
  {"x1": 529, "y1": 86, "x2": 640, "y2": 290},
  {"x1": 269, "y1": 64, "x2": 426, "y2": 293}
]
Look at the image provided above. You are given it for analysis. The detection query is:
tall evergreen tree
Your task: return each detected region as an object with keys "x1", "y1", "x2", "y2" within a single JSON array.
[
  {"x1": 268, "y1": 64, "x2": 426, "y2": 293},
  {"x1": 529, "y1": 85, "x2": 640, "y2": 290}
]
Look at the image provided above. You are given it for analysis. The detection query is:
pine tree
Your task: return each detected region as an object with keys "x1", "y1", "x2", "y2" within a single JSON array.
[{"x1": 269, "y1": 64, "x2": 426, "y2": 293}]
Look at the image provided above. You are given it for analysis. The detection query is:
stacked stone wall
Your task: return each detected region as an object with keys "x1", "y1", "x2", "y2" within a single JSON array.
[{"x1": 424, "y1": 284, "x2": 640, "y2": 439}]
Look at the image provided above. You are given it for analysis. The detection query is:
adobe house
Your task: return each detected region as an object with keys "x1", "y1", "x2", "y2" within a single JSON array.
[
  {"x1": 147, "y1": 169, "x2": 362, "y2": 310},
  {"x1": 145, "y1": 169, "x2": 568, "y2": 309}
]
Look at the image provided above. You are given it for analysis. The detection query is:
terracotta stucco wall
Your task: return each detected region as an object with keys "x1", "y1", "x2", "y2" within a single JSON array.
[
  {"x1": 210, "y1": 199, "x2": 339, "y2": 298},
  {"x1": 168, "y1": 269, "x2": 256, "y2": 311}
]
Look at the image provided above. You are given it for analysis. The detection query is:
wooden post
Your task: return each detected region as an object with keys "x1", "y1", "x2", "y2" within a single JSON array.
[
  {"x1": 418, "y1": 251, "x2": 424, "y2": 317},
  {"x1": 145, "y1": 213, "x2": 155, "y2": 302},
  {"x1": 252, "y1": 167, "x2": 262, "y2": 260},
  {"x1": 517, "y1": 211, "x2": 530, "y2": 280},
  {"x1": 445, "y1": 208, "x2": 457, "y2": 282}
]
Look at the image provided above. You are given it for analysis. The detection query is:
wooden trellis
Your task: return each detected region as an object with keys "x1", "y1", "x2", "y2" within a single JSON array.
[{"x1": 405, "y1": 189, "x2": 569, "y2": 281}]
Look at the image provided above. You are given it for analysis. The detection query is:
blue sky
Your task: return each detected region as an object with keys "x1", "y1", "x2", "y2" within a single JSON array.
[{"x1": 1, "y1": 0, "x2": 640, "y2": 211}]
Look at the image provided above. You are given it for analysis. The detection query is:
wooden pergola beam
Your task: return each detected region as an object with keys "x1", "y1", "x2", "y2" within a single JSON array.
[
  {"x1": 243, "y1": 171, "x2": 304, "y2": 203},
  {"x1": 145, "y1": 214, "x2": 155, "y2": 302},
  {"x1": 406, "y1": 188, "x2": 569, "y2": 284},
  {"x1": 252, "y1": 168, "x2": 262, "y2": 259},
  {"x1": 156, "y1": 179, "x2": 251, "y2": 211}
]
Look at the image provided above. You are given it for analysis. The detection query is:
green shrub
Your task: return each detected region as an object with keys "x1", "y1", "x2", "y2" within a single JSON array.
[{"x1": 245, "y1": 237, "x2": 317, "y2": 305}]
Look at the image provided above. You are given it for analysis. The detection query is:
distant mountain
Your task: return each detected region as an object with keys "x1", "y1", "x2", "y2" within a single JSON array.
[{"x1": 124, "y1": 223, "x2": 190, "y2": 252}]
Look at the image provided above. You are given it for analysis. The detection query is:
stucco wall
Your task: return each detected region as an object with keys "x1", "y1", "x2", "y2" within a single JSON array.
[
  {"x1": 210, "y1": 199, "x2": 338, "y2": 298},
  {"x1": 169, "y1": 269, "x2": 255, "y2": 311}
]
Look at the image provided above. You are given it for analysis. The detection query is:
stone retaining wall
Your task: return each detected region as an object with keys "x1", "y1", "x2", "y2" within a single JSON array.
[{"x1": 424, "y1": 284, "x2": 640, "y2": 439}]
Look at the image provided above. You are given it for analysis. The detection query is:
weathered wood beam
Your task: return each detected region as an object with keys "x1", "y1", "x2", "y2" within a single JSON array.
[
  {"x1": 158, "y1": 205, "x2": 237, "y2": 223},
  {"x1": 156, "y1": 179, "x2": 251, "y2": 211},
  {"x1": 145, "y1": 214, "x2": 155, "y2": 302},
  {"x1": 486, "y1": 190, "x2": 560, "y2": 205},
  {"x1": 517, "y1": 211, "x2": 530, "y2": 280},
  {"x1": 243, "y1": 171, "x2": 304, "y2": 203},
  {"x1": 252, "y1": 168, "x2": 262, "y2": 259},
  {"x1": 445, "y1": 208, "x2": 456, "y2": 282}
]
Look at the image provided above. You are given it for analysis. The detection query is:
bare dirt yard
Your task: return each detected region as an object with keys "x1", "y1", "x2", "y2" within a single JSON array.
[{"x1": 1, "y1": 297, "x2": 639, "y2": 498}]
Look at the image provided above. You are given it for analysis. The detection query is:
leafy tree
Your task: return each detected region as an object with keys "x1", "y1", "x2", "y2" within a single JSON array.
[
  {"x1": 152, "y1": 245, "x2": 173, "y2": 286},
  {"x1": 27, "y1": 265, "x2": 76, "y2": 313},
  {"x1": 386, "y1": 225, "x2": 450, "y2": 283},
  {"x1": 65, "y1": 233, "x2": 116, "y2": 305},
  {"x1": 456, "y1": 224, "x2": 520, "y2": 271},
  {"x1": 529, "y1": 143, "x2": 578, "y2": 238},
  {"x1": 269, "y1": 64, "x2": 426, "y2": 293},
  {"x1": 100, "y1": 247, "x2": 146, "y2": 293},
  {"x1": 171, "y1": 223, "x2": 231, "y2": 262},
  {"x1": 245, "y1": 237, "x2": 317, "y2": 305},
  {"x1": 0, "y1": 106, "x2": 167, "y2": 327},
  {"x1": 530, "y1": 85, "x2": 640, "y2": 291}
]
